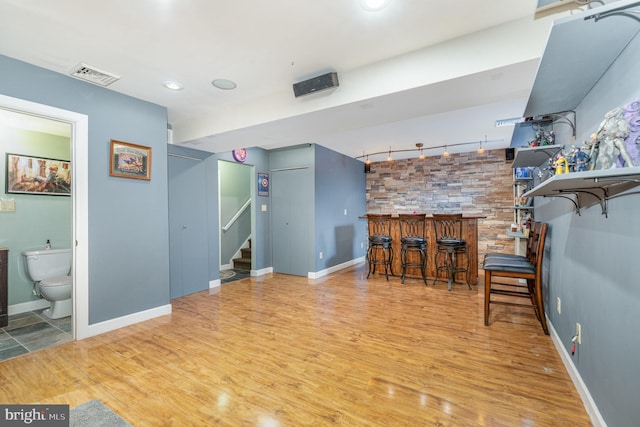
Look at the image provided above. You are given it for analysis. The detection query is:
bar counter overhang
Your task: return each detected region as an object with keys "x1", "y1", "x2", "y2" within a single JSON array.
[{"x1": 361, "y1": 214, "x2": 485, "y2": 285}]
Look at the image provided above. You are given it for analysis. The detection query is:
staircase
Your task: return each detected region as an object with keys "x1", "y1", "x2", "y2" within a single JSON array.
[{"x1": 232, "y1": 240, "x2": 251, "y2": 271}]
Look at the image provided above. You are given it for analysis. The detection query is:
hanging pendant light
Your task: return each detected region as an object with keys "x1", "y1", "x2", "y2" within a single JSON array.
[
  {"x1": 443, "y1": 145, "x2": 450, "y2": 157},
  {"x1": 477, "y1": 136, "x2": 485, "y2": 154},
  {"x1": 387, "y1": 146, "x2": 393, "y2": 161}
]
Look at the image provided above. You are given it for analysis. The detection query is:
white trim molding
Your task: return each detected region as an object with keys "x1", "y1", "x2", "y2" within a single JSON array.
[
  {"x1": 548, "y1": 321, "x2": 607, "y2": 427},
  {"x1": 82, "y1": 304, "x2": 172, "y2": 339}
]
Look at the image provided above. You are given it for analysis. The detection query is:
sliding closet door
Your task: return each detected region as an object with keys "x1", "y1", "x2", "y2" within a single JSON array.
[
  {"x1": 168, "y1": 155, "x2": 210, "y2": 298},
  {"x1": 271, "y1": 168, "x2": 312, "y2": 276}
]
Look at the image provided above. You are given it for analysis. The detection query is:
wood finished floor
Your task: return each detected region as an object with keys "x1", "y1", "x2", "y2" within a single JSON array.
[{"x1": 0, "y1": 265, "x2": 592, "y2": 426}]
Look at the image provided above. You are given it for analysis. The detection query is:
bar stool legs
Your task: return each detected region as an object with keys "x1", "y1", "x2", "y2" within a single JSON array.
[
  {"x1": 400, "y1": 241, "x2": 427, "y2": 285},
  {"x1": 366, "y1": 214, "x2": 394, "y2": 281},
  {"x1": 435, "y1": 246, "x2": 470, "y2": 290},
  {"x1": 367, "y1": 238, "x2": 393, "y2": 280}
]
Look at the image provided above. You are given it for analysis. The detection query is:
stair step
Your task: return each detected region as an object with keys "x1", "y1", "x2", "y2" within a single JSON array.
[
  {"x1": 241, "y1": 248, "x2": 252, "y2": 257},
  {"x1": 233, "y1": 257, "x2": 251, "y2": 270}
]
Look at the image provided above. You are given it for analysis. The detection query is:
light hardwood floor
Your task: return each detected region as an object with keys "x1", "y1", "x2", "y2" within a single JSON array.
[{"x1": 0, "y1": 265, "x2": 592, "y2": 426}]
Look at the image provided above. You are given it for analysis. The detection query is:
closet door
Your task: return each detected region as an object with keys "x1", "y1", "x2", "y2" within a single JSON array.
[
  {"x1": 168, "y1": 155, "x2": 210, "y2": 299},
  {"x1": 271, "y1": 168, "x2": 312, "y2": 276}
]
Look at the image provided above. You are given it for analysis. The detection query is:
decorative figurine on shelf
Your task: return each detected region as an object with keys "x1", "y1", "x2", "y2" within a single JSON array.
[
  {"x1": 569, "y1": 145, "x2": 591, "y2": 172},
  {"x1": 620, "y1": 100, "x2": 640, "y2": 167},
  {"x1": 592, "y1": 106, "x2": 634, "y2": 169},
  {"x1": 547, "y1": 130, "x2": 555, "y2": 145},
  {"x1": 552, "y1": 152, "x2": 570, "y2": 174}
]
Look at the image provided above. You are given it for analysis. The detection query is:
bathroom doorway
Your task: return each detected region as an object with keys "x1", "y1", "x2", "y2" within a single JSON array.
[{"x1": 0, "y1": 94, "x2": 90, "y2": 356}]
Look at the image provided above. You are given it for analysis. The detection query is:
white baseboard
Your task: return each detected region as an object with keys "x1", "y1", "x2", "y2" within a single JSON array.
[
  {"x1": 251, "y1": 266, "x2": 272, "y2": 276},
  {"x1": 79, "y1": 304, "x2": 172, "y2": 340},
  {"x1": 220, "y1": 263, "x2": 232, "y2": 271},
  {"x1": 548, "y1": 321, "x2": 607, "y2": 427},
  {"x1": 210, "y1": 279, "x2": 221, "y2": 288},
  {"x1": 8, "y1": 299, "x2": 50, "y2": 315},
  {"x1": 308, "y1": 256, "x2": 366, "y2": 279}
]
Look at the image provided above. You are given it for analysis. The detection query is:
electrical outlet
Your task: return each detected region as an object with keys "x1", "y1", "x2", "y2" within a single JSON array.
[
  {"x1": 557, "y1": 297, "x2": 561, "y2": 314},
  {"x1": 360, "y1": 242, "x2": 364, "y2": 249},
  {"x1": 344, "y1": 208, "x2": 348, "y2": 215},
  {"x1": 576, "y1": 322, "x2": 582, "y2": 345},
  {"x1": 319, "y1": 251, "x2": 323, "y2": 260}
]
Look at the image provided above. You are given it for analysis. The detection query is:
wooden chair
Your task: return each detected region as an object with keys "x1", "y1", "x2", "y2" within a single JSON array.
[
  {"x1": 432, "y1": 214, "x2": 469, "y2": 290},
  {"x1": 398, "y1": 214, "x2": 427, "y2": 285},
  {"x1": 484, "y1": 221, "x2": 541, "y2": 264},
  {"x1": 483, "y1": 222, "x2": 549, "y2": 335},
  {"x1": 366, "y1": 214, "x2": 394, "y2": 280}
]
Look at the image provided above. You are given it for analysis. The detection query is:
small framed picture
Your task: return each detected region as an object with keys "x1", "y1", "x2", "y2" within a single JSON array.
[
  {"x1": 5, "y1": 153, "x2": 71, "y2": 196},
  {"x1": 109, "y1": 140, "x2": 152, "y2": 180},
  {"x1": 258, "y1": 172, "x2": 269, "y2": 196}
]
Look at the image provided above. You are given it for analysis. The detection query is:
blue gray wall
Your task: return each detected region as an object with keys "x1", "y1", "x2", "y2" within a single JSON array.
[
  {"x1": 538, "y1": 31, "x2": 640, "y2": 427},
  {"x1": 0, "y1": 55, "x2": 170, "y2": 324},
  {"x1": 314, "y1": 145, "x2": 367, "y2": 271}
]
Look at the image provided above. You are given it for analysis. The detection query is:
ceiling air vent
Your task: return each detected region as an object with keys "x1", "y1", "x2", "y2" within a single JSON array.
[{"x1": 70, "y1": 63, "x2": 120, "y2": 87}]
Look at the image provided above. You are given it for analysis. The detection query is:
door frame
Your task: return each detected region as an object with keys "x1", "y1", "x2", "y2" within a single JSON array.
[
  {"x1": 218, "y1": 160, "x2": 254, "y2": 272},
  {"x1": 0, "y1": 94, "x2": 89, "y2": 339}
]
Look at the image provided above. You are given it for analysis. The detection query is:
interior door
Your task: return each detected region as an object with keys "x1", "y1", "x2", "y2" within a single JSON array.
[
  {"x1": 271, "y1": 168, "x2": 312, "y2": 276},
  {"x1": 168, "y1": 155, "x2": 210, "y2": 299}
]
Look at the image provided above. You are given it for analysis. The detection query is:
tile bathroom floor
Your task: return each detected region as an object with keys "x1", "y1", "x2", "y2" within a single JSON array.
[{"x1": 0, "y1": 310, "x2": 72, "y2": 362}]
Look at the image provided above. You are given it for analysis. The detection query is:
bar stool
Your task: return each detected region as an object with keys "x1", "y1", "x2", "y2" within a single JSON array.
[
  {"x1": 432, "y1": 213, "x2": 470, "y2": 291},
  {"x1": 366, "y1": 214, "x2": 393, "y2": 280},
  {"x1": 398, "y1": 214, "x2": 428, "y2": 285}
]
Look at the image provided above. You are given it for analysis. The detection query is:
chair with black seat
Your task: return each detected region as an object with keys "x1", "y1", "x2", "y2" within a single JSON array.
[
  {"x1": 366, "y1": 214, "x2": 394, "y2": 280},
  {"x1": 432, "y1": 213, "x2": 470, "y2": 291},
  {"x1": 484, "y1": 221, "x2": 541, "y2": 264},
  {"x1": 398, "y1": 214, "x2": 428, "y2": 285},
  {"x1": 483, "y1": 222, "x2": 549, "y2": 335}
]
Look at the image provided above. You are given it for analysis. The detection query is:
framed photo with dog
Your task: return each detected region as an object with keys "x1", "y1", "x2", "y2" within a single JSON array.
[{"x1": 109, "y1": 139, "x2": 152, "y2": 180}]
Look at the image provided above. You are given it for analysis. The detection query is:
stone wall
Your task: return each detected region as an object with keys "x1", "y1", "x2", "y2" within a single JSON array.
[{"x1": 365, "y1": 148, "x2": 516, "y2": 261}]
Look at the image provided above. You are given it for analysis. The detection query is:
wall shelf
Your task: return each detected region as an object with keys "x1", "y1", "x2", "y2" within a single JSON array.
[
  {"x1": 512, "y1": 145, "x2": 563, "y2": 169},
  {"x1": 524, "y1": 0, "x2": 640, "y2": 118},
  {"x1": 522, "y1": 166, "x2": 640, "y2": 216}
]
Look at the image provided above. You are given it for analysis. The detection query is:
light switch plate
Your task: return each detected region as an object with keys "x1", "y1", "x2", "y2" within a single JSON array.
[{"x1": 0, "y1": 200, "x2": 15, "y2": 212}]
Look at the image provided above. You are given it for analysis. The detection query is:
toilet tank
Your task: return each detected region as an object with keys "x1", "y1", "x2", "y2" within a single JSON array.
[{"x1": 22, "y1": 248, "x2": 72, "y2": 281}]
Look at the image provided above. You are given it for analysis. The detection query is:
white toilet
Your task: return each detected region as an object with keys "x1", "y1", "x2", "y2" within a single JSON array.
[{"x1": 22, "y1": 248, "x2": 72, "y2": 319}]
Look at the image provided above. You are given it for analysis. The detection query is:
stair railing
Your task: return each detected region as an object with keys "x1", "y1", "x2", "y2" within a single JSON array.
[{"x1": 222, "y1": 198, "x2": 251, "y2": 232}]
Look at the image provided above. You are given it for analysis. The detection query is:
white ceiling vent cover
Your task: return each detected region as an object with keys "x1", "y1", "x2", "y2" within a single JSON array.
[{"x1": 70, "y1": 63, "x2": 120, "y2": 87}]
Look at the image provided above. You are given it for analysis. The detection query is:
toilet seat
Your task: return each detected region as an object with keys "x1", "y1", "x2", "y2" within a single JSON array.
[{"x1": 40, "y1": 275, "x2": 72, "y2": 287}]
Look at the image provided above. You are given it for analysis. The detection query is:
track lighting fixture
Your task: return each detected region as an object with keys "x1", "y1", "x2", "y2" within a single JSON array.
[{"x1": 357, "y1": 138, "x2": 501, "y2": 162}]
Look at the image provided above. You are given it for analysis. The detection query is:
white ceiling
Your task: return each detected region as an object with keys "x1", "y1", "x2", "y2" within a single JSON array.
[{"x1": 0, "y1": 0, "x2": 580, "y2": 161}]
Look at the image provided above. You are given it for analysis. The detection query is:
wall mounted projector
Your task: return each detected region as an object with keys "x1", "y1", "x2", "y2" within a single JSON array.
[{"x1": 293, "y1": 72, "x2": 339, "y2": 97}]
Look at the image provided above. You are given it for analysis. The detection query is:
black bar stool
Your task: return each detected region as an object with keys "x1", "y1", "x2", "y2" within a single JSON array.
[
  {"x1": 398, "y1": 214, "x2": 427, "y2": 285},
  {"x1": 366, "y1": 214, "x2": 393, "y2": 280},
  {"x1": 432, "y1": 213, "x2": 470, "y2": 290}
]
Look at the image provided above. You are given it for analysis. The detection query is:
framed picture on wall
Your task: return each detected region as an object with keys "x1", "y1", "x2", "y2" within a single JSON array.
[
  {"x1": 109, "y1": 139, "x2": 152, "y2": 180},
  {"x1": 5, "y1": 153, "x2": 71, "y2": 196},
  {"x1": 258, "y1": 172, "x2": 269, "y2": 196}
]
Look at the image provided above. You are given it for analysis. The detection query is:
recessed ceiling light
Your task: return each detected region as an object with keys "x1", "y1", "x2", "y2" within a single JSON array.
[
  {"x1": 359, "y1": 0, "x2": 391, "y2": 12},
  {"x1": 212, "y1": 79, "x2": 237, "y2": 90},
  {"x1": 162, "y1": 81, "x2": 184, "y2": 91}
]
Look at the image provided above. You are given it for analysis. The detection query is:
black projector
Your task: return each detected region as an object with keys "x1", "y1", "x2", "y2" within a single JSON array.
[{"x1": 293, "y1": 72, "x2": 339, "y2": 97}]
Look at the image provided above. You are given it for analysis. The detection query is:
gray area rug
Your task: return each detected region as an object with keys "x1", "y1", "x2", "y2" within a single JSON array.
[{"x1": 70, "y1": 400, "x2": 131, "y2": 427}]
